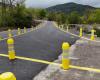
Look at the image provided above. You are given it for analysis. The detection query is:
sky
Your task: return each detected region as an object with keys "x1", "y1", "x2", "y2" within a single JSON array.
[{"x1": 25, "y1": 0, "x2": 100, "y2": 8}]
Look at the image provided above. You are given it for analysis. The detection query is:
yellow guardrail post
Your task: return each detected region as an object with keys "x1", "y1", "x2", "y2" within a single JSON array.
[
  {"x1": 0, "y1": 36, "x2": 3, "y2": 41},
  {"x1": 8, "y1": 29, "x2": 12, "y2": 38},
  {"x1": 0, "y1": 72, "x2": 16, "y2": 80},
  {"x1": 18, "y1": 28, "x2": 21, "y2": 35},
  {"x1": 62, "y1": 42, "x2": 70, "y2": 70},
  {"x1": 24, "y1": 27, "x2": 27, "y2": 33},
  {"x1": 79, "y1": 27, "x2": 83, "y2": 37},
  {"x1": 90, "y1": 29, "x2": 95, "y2": 40},
  {"x1": 7, "y1": 37, "x2": 16, "y2": 60}
]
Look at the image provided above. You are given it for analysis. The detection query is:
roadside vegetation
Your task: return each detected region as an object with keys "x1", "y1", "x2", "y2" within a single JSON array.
[{"x1": 0, "y1": 0, "x2": 100, "y2": 36}]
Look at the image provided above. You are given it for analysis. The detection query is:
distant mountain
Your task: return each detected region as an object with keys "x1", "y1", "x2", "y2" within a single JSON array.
[{"x1": 46, "y1": 2, "x2": 96, "y2": 15}]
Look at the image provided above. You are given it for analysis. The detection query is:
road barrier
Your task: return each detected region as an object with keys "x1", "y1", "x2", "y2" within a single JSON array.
[
  {"x1": 24, "y1": 27, "x2": 27, "y2": 33},
  {"x1": 0, "y1": 27, "x2": 32, "y2": 42},
  {"x1": 8, "y1": 29, "x2": 12, "y2": 38},
  {"x1": 0, "y1": 36, "x2": 3, "y2": 41},
  {"x1": 18, "y1": 28, "x2": 21, "y2": 35},
  {"x1": 61, "y1": 42, "x2": 100, "y2": 72},
  {"x1": 0, "y1": 38, "x2": 100, "y2": 73},
  {"x1": 0, "y1": 72, "x2": 16, "y2": 80},
  {"x1": 0, "y1": 54, "x2": 61, "y2": 67},
  {"x1": 0, "y1": 22, "x2": 100, "y2": 79},
  {"x1": 79, "y1": 27, "x2": 83, "y2": 37},
  {"x1": 0, "y1": 22, "x2": 45, "y2": 42},
  {"x1": 7, "y1": 38, "x2": 16, "y2": 60},
  {"x1": 1, "y1": 53, "x2": 100, "y2": 73},
  {"x1": 69, "y1": 65, "x2": 100, "y2": 73},
  {"x1": 90, "y1": 29, "x2": 96, "y2": 40},
  {"x1": 62, "y1": 42, "x2": 70, "y2": 70},
  {"x1": 53, "y1": 22, "x2": 100, "y2": 43}
]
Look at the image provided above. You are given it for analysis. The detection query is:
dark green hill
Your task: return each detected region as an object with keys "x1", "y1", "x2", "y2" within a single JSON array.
[{"x1": 46, "y1": 2, "x2": 96, "y2": 15}]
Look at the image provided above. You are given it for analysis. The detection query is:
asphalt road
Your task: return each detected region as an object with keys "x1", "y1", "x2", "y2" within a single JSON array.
[{"x1": 0, "y1": 21, "x2": 79, "y2": 80}]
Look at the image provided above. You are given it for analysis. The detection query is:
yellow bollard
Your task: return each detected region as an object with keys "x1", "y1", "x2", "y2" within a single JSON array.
[
  {"x1": 24, "y1": 27, "x2": 27, "y2": 33},
  {"x1": 79, "y1": 27, "x2": 83, "y2": 37},
  {"x1": 62, "y1": 42, "x2": 70, "y2": 70},
  {"x1": 18, "y1": 28, "x2": 21, "y2": 35},
  {"x1": 0, "y1": 72, "x2": 16, "y2": 80},
  {"x1": 8, "y1": 29, "x2": 11, "y2": 33},
  {"x1": 0, "y1": 36, "x2": 3, "y2": 41},
  {"x1": 8, "y1": 29, "x2": 12, "y2": 38},
  {"x1": 62, "y1": 58, "x2": 70, "y2": 70},
  {"x1": 7, "y1": 38, "x2": 15, "y2": 60},
  {"x1": 90, "y1": 29, "x2": 95, "y2": 40}
]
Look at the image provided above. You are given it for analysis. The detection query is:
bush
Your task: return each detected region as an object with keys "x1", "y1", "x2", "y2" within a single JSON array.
[{"x1": 95, "y1": 29, "x2": 100, "y2": 37}]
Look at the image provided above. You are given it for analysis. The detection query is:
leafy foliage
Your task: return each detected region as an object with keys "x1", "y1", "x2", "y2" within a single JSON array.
[
  {"x1": 87, "y1": 9, "x2": 100, "y2": 24},
  {"x1": 67, "y1": 12, "x2": 81, "y2": 24},
  {"x1": 0, "y1": 1, "x2": 100, "y2": 29}
]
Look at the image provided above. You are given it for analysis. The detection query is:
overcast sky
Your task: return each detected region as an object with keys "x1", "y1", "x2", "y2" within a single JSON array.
[{"x1": 25, "y1": 0, "x2": 100, "y2": 8}]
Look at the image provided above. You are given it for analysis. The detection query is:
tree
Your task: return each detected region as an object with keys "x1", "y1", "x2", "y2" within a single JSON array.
[
  {"x1": 87, "y1": 9, "x2": 100, "y2": 24},
  {"x1": 38, "y1": 9, "x2": 47, "y2": 19},
  {"x1": 67, "y1": 12, "x2": 81, "y2": 24},
  {"x1": 0, "y1": 0, "x2": 26, "y2": 24},
  {"x1": 0, "y1": 0, "x2": 33, "y2": 28},
  {"x1": 13, "y1": 4, "x2": 32, "y2": 28},
  {"x1": 47, "y1": 12, "x2": 57, "y2": 21}
]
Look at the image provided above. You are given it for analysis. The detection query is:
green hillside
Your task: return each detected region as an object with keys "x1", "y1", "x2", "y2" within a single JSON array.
[{"x1": 46, "y1": 2, "x2": 97, "y2": 15}]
